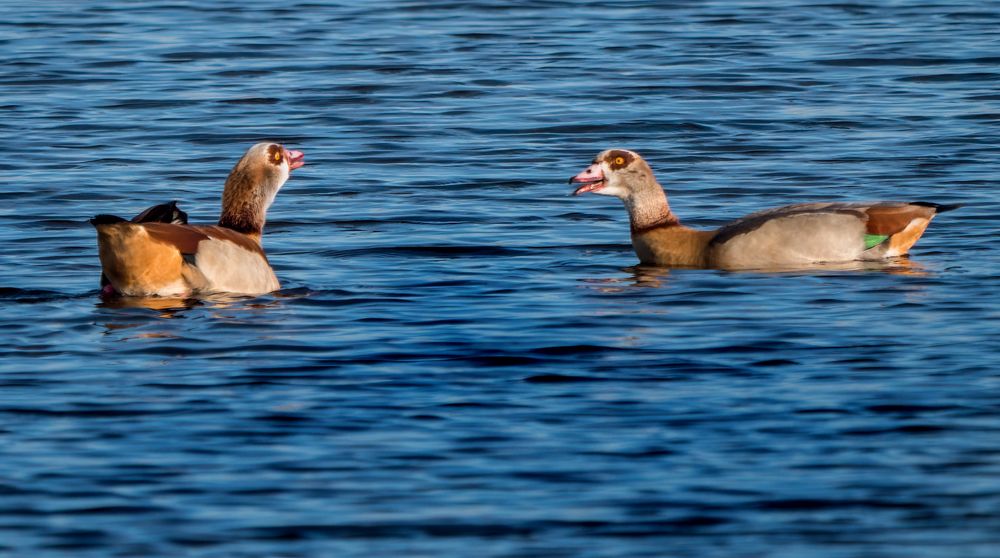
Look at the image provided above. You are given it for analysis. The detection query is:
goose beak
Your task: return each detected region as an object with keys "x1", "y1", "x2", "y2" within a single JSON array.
[
  {"x1": 285, "y1": 149, "x2": 305, "y2": 171},
  {"x1": 569, "y1": 164, "x2": 605, "y2": 195}
]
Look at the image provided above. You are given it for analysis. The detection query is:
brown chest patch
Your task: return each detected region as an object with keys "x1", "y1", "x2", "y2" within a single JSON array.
[{"x1": 633, "y1": 226, "x2": 714, "y2": 267}]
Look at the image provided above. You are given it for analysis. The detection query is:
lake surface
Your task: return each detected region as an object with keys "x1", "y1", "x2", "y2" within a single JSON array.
[{"x1": 2, "y1": 1, "x2": 999, "y2": 556}]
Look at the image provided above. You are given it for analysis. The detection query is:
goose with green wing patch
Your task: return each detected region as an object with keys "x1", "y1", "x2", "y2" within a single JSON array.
[{"x1": 570, "y1": 149, "x2": 959, "y2": 269}]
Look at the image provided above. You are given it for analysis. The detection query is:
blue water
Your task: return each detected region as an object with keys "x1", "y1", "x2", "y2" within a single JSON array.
[{"x1": 2, "y1": 1, "x2": 999, "y2": 556}]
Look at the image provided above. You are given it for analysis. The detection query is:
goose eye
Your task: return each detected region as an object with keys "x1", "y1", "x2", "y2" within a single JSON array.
[
  {"x1": 273, "y1": 151, "x2": 283, "y2": 162},
  {"x1": 614, "y1": 156, "x2": 625, "y2": 166}
]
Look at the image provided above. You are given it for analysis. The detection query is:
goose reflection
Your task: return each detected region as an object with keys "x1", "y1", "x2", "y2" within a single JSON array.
[
  {"x1": 719, "y1": 256, "x2": 929, "y2": 276},
  {"x1": 585, "y1": 256, "x2": 928, "y2": 292},
  {"x1": 97, "y1": 293, "x2": 202, "y2": 317}
]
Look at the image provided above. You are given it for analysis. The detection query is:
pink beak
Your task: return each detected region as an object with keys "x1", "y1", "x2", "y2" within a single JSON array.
[
  {"x1": 285, "y1": 148, "x2": 305, "y2": 170},
  {"x1": 568, "y1": 163, "x2": 605, "y2": 195}
]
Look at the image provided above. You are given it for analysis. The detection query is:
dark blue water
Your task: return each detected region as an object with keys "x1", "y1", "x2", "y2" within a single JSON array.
[{"x1": 2, "y1": 1, "x2": 999, "y2": 556}]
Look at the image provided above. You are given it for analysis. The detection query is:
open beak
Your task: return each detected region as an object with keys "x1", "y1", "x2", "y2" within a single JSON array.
[
  {"x1": 285, "y1": 149, "x2": 305, "y2": 171},
  {"x1": 568, "y1": 164, "x2": 605, "y2": 195}
]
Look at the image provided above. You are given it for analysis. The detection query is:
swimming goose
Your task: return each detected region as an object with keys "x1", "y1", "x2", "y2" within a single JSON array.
[
  {"x1": 570, "y1": 149, "x2": 959, "y2": 269},
  {"x1": 91, "y1": 142, "x2": 304, "y2": 296}
]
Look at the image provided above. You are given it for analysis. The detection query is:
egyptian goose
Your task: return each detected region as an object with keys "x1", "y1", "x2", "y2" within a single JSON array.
[
  {"x1": 91, "y1": 142, "x2": 304, "y2": 296},
  {"x1": 570, "y1": 149, "x2": 959, "y2": 269}
]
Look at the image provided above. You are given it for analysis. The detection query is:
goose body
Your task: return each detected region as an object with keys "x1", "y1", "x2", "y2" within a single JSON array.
[
  {"x1": 92, "y1": 142, "x2": 304, "y2": 296},
  {"x1": 570, "y1": 149, "x2": 958, "y2": 269}
]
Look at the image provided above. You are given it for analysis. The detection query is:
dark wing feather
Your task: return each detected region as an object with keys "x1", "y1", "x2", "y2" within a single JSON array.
[
  {"x1": 90, "y1": 214, "x2": 127, "y2": 226},
  {"x1": 911, "y1": 201, "x2": 962, "y2": 213},
  {"x1": 131, "y1": 201, "x2": 188, "y2": 224}
]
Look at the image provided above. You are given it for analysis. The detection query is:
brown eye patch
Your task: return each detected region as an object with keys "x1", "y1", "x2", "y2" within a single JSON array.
[
  {"x1": 267, "y1": 144, "x2": 284, "y2": 165},
  {"x1": 605, "y1": 150, "x2": 633, "y2": 170}
]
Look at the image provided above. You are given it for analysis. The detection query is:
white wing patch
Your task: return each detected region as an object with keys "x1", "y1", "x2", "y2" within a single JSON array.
[
  {"x1": 710, "y1": 213, "x2": 866, "y2": 269},
  {"x1": 189, "y1": 237, "x2": 279, "y2": 295}
]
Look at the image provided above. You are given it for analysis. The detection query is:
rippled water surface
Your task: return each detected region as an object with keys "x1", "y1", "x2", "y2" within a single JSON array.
[{"x1": 2, "y1": 1, "x2": 999, "y2": 556}]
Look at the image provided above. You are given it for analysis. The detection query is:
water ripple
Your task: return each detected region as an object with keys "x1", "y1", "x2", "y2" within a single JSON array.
[{"x1": 1, "y1": 0, "x2": 999, "y2": 557}]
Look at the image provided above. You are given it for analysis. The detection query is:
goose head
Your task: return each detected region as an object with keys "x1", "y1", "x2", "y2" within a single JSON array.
[
  {"x1": 569, "y1": 149, "x2": 658, "y2": 199},
  {"x1": 218, "y1": 142, "x2": 305, "y2": 237}
]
